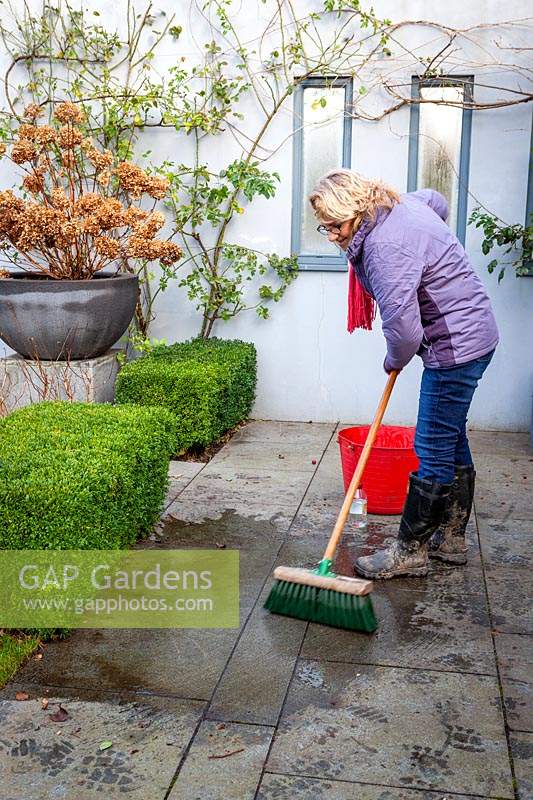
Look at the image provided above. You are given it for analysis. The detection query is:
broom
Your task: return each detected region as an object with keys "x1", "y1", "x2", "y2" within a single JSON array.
[{"x1": 264, "y1": 370, "x2": 399, "y2": 632}]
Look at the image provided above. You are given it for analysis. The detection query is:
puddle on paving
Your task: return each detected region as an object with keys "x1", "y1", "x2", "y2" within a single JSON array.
[{"x1": 135, "y1": 508, "x2": 285, "y2": 551}]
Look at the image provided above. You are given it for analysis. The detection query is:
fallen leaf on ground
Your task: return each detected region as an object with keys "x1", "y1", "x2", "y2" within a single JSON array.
[
  {"x1": 49, "y1": 705, "x2": 69, "y2": 722},
  {"x1": 99, "y1": 741, "x2": 113, "y2": 751},
  {"x1": 15, "y1": 691, "x2": 29, "y2": 701}
]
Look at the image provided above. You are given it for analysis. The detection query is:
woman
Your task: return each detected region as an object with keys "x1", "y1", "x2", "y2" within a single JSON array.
[{"x1": 309, "y1": 169, "x2": 499, "y2": 579}]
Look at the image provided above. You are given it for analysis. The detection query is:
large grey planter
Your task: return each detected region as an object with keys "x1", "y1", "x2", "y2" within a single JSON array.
[{"x1": 0, "y1": 272, "x2": 138, "y2": 361}]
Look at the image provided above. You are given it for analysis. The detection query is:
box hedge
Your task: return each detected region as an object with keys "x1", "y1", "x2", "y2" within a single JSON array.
[
  {"x1": 115, "y1": 337, "x2": 257, "y2": 453},
  {"x1": 0, "y1": 401, "x2": 178, "y2": 551}
]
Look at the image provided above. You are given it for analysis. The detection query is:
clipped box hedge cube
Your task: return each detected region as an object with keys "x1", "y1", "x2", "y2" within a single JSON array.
[
  {"x1": 0, "y1": 401, "x2": 178, "y2": 551},
  {"x1": 115, "y1": 337, "x2": 257, "y2": 453}
]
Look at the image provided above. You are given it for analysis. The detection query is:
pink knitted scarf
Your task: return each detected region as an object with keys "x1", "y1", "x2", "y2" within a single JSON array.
[{"x1": 347, "y1": 261, "x2": 376, "y2": 332}]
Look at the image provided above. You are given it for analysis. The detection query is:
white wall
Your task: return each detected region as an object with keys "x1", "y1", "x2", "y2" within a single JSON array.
[
  {"x1": 151, "y1": 1, "x2": 533, "y2": 430},
  {"x1": 2, "y1": 1, "x2": 532, "y2": 430}
]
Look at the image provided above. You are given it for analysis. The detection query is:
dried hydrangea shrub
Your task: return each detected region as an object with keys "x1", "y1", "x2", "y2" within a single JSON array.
[{"x1": 0, "y1": 102, "x2": 182, "y2": 280}]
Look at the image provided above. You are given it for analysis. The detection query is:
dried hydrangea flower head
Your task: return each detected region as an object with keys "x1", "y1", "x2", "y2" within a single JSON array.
[
  {"x1": 23, "y1": 104, "x2": 43, "y2": 120},
  {"x1": 18, "y1": 124, "x2": 39, "y2": 141},
  {"x1": 34, "y1": 126, "x2": 58, "y2": 146},
  {"x1": 11, "y1": 140, "x2": 37, "y2": 165},
  {"x1": 53, "y1": 101, "x2": 85, "y2": 125},
  {"x1": 116, "y1": 163, "x2": 170, "y2": 200},
  {"x1": 22, "y1": 173, "x2": 45, "y2": 194},
  {"x1": 57, "y1": 125, "x2": 84, "y2": 150},
  {"x1": 0, "y1": 101, "x2": 182, "y2": 279}
]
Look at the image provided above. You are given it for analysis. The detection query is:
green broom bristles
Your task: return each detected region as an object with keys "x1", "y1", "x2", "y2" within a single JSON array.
[{"x1": 264, "y1": 565, "x2": 378, "y2": 633}]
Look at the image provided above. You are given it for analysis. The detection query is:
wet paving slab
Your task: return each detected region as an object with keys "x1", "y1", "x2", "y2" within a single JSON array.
[
  {"x1": 11, "y1": 627, "x2": 239, "y2": 700},
  {"x1": 301, "y1": 585, "x2": 494, "y2": 675},
  {"x1": 167, "y1": 719, "x2": 273, "y2": 800},
  {"x1": 206, "y1": 584, "x2": 306, "y2": 726},
  {"x1": 145, "y1": 511, "x2": 287, "y2": 614},
  {"x1": 165, "y1": 466, "x2": 311, "y2": 531},
  {"x1": 501, "y1": 677, "x2": 533, "y2": 734},
  {"x1": 478, "y1": 517, "x2": 533, "y2": 567},
  {"x1": 510, "y1": 731, "x2": 533, "y2": 799},
  {"x1": 494, "y1": 633, "x2": 533, "y2": 732},
  {"x1": 494, "y1": 632, "x2": 533, "y2": 683},
  {"x1": 285, "y1": 445, "x2": 347, "y2": 528},
  {"x1": 298, "y1": 531, "x2": 494, "y2": 673},
  {"x1": 0, "y1": 687, "x2": 204, "y2": 800},
  {"x1": 13, "y1": 513, "x2": 285, "y2": 699},
  {"x1": 208, "y1": 440, "x2": 326, "y2": 474},
  {"x1": 475, "y1": 474, "x2": 533, "y2": 520},
  {"x1": 266, "y1": 660, "x2": 514, "y2": 797},
  {"x1": 484, "y1": 567, "x2": 532, "y2": 634},
  {"x1": 257, "y1": 772, "x2": 484, "y2": 799},
  {"x1": 231, "y1": 420, "x2": 336, "y2": 445},
  {"x1": 163, "y1": 460, "x2": 206, "y2": 509}
]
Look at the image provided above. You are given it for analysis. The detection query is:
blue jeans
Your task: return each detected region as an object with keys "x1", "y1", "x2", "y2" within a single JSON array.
[{"x1": 414, "y1": 350, "x2": 495, "y2": 484}]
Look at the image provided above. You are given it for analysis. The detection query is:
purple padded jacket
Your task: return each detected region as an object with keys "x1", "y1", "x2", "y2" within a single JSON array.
[{"x1": 346, "y1": 189, "x2": 499, "y2": 370}]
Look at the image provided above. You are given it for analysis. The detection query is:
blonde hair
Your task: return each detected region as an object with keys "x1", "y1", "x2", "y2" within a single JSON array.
[{"x1": 309, "y1": 168, "x2": 400, "y2": 232}]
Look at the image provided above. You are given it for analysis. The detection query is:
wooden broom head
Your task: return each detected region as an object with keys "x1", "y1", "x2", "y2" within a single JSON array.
[{"x1": 273, "y1": 566, "x2": 373, "y2": 596}]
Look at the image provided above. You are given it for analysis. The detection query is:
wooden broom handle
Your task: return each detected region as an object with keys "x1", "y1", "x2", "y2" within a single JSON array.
[{"x1": 323, "y1": 370, "x2": 399, "y2": 561}]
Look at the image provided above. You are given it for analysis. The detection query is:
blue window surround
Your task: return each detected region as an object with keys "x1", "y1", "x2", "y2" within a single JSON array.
[
  {"x1": 407, "y1": 75, "x2": 474, "y2": 245},
  {"x1": 291, "y1": 76, "x2": 353, "y2": 272},
  {"x1": 524, "y1": 108, "x2": 533, "y2": 275}
]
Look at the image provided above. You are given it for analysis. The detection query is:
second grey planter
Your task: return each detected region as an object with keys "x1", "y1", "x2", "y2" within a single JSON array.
[{"x1": 0, "y1": 272, "x2": 139, "y2": 361}]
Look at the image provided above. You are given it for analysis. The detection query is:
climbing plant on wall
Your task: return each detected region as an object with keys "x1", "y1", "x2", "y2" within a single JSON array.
[{"x1": 0, "y1": 0, "x2": 530, "y2": 338}]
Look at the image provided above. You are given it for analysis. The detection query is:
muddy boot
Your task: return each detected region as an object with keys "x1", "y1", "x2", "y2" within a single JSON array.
[
  {"x1": 428, "y1": 465, "x2": 475, "y2": 565},
  {"x1": 354, "y1": 473, "x2": 451, "y2": 580}
]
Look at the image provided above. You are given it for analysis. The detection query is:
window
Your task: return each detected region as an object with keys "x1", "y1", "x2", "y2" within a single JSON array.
[
  {"x1": 291, "y1": 77, "x2": 353, "y2": 271},
  {"x1": 408, "y1": 76, "x2": 473, "y2": 243}
]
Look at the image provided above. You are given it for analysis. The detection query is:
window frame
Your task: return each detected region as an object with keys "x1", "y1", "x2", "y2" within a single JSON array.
[
  {"x1": 407, "y1": 75, "x2": 474, "y2": 245},
  {"x1": 523, "y1": 108, "x2": 533, "y2": 276},
  {"x1": 291, "y1": 76, "x2": 353, "y2": 272}
]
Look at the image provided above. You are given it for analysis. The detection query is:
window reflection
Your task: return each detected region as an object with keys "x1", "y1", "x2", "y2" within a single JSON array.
[
  {"x1": 417, "y1": 85, "x2": 465, "y2": 231},
  {"x1": 300, "y1": 86, "x2": 346, "y2": 254}
]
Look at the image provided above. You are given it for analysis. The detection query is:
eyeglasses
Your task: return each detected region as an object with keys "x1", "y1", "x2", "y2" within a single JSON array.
[{"x1": 316, "y1": 223, "x2": 342, "y2": 236}]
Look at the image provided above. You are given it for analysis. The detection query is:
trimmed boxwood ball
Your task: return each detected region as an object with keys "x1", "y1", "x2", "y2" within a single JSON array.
[
  {"x1": 0, "y1": 401, "x2": 179, "y2": 551},
  {"x1": 115, "y1": 337, "x2": 257, "y2": 453}
]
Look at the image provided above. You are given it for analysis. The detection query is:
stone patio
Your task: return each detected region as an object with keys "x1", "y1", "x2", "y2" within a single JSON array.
[{"x1": 0, "y1": 423, "x2": 531, "y2": 799}]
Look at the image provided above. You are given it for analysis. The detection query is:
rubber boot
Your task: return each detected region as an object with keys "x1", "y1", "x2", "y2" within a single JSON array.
[
  {"x1": 428, "y1": 465, "x2": 475, "y2": 565},
  {"x1": 354, "y1": 473, "x2": 452, "y2": 580}
]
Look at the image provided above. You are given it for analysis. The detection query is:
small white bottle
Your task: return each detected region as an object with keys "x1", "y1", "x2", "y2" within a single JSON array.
[{"x1": 350, "y1": 487, "x2": 368, "y2": 529}]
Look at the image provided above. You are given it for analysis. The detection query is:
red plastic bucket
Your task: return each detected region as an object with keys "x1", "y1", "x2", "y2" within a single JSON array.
[{"x1": 337, "y1": 425, "x2": 419, "y2": 515}]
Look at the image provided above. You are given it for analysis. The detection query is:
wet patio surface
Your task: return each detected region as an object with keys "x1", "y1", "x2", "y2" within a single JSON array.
[{"x1": 1, "y1": 423, "x2": 531, "y2": 799}]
